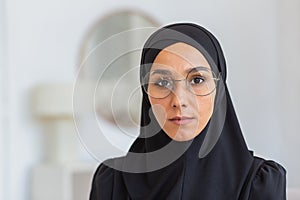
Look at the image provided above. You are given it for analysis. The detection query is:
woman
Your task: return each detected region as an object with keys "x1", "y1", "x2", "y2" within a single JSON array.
[{"x1": 90, "y1": 23, "x2": 286, "y2": 199}]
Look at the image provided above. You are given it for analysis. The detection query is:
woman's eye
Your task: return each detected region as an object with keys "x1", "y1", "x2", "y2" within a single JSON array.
[
  {"x1": 155, "y1": 79, "x2": 171, "y2": 88},
  {"x1": 191, "y1": 77, "x2": 204, "y2": 84}
]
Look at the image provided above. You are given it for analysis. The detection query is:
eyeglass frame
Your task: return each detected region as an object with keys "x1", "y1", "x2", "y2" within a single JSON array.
[{"x1": 142, "y1": 66, "x2": 221, "y2": 99}]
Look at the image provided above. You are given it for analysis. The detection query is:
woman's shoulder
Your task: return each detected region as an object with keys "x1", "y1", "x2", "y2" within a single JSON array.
[
  {"x1": 91, "y1": 157, "x2": 124, "y2": 184},
  {"x1": 249, "y1": 157, "x2": 286, "y2": 199},
  {"x1": 89, "y1": 158, "x2": 120, "y2": 200},
  {"x1": 255, "y1": 158, "x2": 286, "y2": 180},
  {"x1": 93, "y1": 161, "x2": 115, "y2": 181}
]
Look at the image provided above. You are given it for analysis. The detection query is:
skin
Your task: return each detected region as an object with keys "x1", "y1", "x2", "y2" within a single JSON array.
[{"x1": 149, "y1": 42, "x2": 216, "y2": 141}]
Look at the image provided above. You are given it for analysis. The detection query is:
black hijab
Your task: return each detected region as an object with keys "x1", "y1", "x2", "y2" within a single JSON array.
[{"x1": 90, "y1": 23, "x2": 286, "y2": 200}]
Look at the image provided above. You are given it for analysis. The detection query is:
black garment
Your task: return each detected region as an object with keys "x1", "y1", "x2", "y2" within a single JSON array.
[{"x1": 90, "y1": 23, "x2": 286, "y2": 200}]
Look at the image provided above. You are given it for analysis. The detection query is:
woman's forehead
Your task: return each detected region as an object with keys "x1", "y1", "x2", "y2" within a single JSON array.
[{"x1": 150, "y1": 42, "x2": 211, "y2": 74}]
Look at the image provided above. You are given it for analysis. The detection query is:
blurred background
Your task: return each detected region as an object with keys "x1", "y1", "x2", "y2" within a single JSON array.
[{"x1": 0, "y1": 0, "x2": 300, "y2": 199}]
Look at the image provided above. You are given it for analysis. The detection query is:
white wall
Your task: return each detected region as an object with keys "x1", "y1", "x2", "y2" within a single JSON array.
[
  {"x1": 1, "y1": 0, "x2": 299, "y2": 199},
  {"x1": 278, "y1": 0, "x2": 300, "y2": 189},
  {"x1": 0, "y1": 0, "x2": 8, "y2": 199}
]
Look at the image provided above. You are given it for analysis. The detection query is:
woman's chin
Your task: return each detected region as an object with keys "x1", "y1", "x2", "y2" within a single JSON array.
[{"x1": 166, "y1": 130, "x2": 200, "y2": 142}]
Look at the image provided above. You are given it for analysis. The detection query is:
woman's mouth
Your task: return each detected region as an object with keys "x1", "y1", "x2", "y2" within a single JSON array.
[{"x1": 169, "y1": 116, "x2": 194, "y2": 125}]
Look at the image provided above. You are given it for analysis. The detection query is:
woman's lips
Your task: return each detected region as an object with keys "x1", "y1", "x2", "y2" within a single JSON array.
[{"x1": 169, "y1": 116, "x2": 194, "y2": 125}]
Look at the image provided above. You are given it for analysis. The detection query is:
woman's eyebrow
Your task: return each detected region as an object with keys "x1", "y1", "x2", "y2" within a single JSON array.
[
  {"x1": 186, "y1": 66, "x2": 208, "y2": 73},
  {"x1": 151, "y1": 69, "x2": 172, "y2": 75}
]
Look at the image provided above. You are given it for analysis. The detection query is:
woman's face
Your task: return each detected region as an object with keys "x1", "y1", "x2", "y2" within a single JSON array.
[{"x1": 148, "y1": 42, "x2": 216, "y2": 141}]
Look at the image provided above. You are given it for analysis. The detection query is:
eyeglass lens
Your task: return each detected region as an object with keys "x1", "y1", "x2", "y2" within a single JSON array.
[{"x1": 144, "y1": 67, "x2": 219, "y2": 99}]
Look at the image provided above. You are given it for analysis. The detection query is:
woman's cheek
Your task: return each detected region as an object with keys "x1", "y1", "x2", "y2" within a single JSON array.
[
  {"x1": 196, "y1": 96, "x2": 214, "y2": 123},
  {"x1": 150, "y1": 103, "x2": 167, "y2": 127}
]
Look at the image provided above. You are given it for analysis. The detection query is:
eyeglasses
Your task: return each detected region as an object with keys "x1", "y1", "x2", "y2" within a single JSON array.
[{"x1": 142, "y1": 66, "x2": 220, "y2": 99}]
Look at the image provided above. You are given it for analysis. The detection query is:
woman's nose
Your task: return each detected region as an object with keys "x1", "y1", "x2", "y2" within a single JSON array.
[{"x1": 170, "y1": 81, "x2": 189, "y2": 108}]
